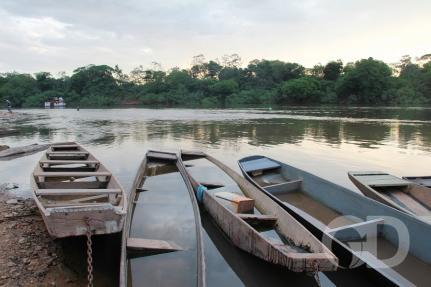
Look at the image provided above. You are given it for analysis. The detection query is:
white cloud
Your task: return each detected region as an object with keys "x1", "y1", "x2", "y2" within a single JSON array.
[{"x1": 0, "y1": 0, "x2": 429, "y2": 74}]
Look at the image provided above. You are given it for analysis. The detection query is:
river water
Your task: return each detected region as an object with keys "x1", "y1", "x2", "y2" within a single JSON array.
[{"x1": 1, "y1": 107, "x2": 430, "y2": 286}]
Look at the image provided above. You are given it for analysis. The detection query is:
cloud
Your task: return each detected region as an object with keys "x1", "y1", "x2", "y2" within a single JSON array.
[{"x1": 0, "y1": 0, "x2": 430, "y2": 74}]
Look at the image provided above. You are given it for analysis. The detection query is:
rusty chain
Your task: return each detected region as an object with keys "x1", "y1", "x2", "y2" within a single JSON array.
[{"x1": 85, "y1": 218, "x2": 94, "y2": 287}]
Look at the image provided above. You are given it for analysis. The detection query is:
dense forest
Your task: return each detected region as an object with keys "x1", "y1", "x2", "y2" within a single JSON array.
[{"x1": 1, "y1": 54, "x2": 430, "y2": 108}]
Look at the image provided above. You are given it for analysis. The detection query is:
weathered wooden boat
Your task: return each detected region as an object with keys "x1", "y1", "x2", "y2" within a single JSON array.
[
  {"x1": 120, "y1": 151, "x2": 205, "y2": 287},
  {"x1": 31, "y1": 142, "x2": 127, "y2": 238},
  {"x1": 0, "y1": 143, "x2": 50, "y2": 159},
  {"x1": 349, "y1": 171, "x2": 431, "y2": 221},
  {"x1": 179, "y1": 151, "x2": 338, "y2": 273},
  {"x1": 239, "y1": 155, "x2": 431, "y2": 286},
  {"x1": 402, "y1": 176, "x2": 431, "y2": 188}
]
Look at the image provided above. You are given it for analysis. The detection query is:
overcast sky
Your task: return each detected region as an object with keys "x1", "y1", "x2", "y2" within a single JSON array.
[{"x1": 0, "y1": 0, "x2": 430, "y2": 75}]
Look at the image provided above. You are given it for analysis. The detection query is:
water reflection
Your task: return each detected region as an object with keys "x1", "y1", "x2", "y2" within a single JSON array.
[
  {"x1": 3, "y1": 109, "x2": 431, "y2": 152},
  {"x1": 1, "y1": 108, "x2": 431, "y2": 286}
]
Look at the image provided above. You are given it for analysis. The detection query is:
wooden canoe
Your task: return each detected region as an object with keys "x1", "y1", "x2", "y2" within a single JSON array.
[
  {"x1": 239, "y1": 155, "x2": 431, "y2": 286},
  {"x1": 31, "y1": 142, "x2": 127, "y2": 238},
  {"x1": 349, "y1": 171, "x2": 431, "y2": 221},
  {"x1": 180, "y1": 151, "x2": 338, "y2": 273},
  {"x1": 120, "y1": 151, "x2": 205, "y2": 287},
  {"x1": 0, "y1": 143, "x2": 50, "y2": 159},
  {"x1": 402, "y1": 176, "x2": 431, "y2": 188}
]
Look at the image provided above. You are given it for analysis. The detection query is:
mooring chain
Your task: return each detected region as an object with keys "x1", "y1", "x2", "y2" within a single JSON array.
[
  {"x1": 313, "y1": 262, "x2": 321, "y2": 287},
  {"x1": 85, "y1": 218, "x2": 94, "y2": 287}
]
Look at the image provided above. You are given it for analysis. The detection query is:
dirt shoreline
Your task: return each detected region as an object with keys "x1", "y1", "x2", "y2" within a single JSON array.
[{"x1": 0, "y1": 185, "x2": 83, "y2": 287}]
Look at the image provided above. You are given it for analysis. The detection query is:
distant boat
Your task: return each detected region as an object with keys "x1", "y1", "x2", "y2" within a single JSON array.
[
  {"x1": 44, "y1": 97, "x2": 66, "y2": 108},
  {"x1": 31, "y1": 142, "x2": 127, "y2": 238},
  {"x1": 120, "y1": 151, "x2": 205, "y2": 287},
  {"x1": 349, "y1": 171, "x2": 431, "y2": 221},
  {"x1": 239, "y1": 155, "x2": 431, "y2": 286},
  {"x1": 180, "y1": 150, "x2": 338, "y2": 273},
  {"x1": 402, "y1": 176, "x2": 431, "y2": 188}
]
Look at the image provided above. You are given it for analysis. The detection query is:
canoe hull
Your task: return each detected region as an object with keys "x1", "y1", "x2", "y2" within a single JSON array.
[
  {"x1": 31, "y1": 142, "x2": 127, "y2": 239},
  {"x1": 202, "y1": 189, "x2": 333, "y2": 272},
  {"x1": 239, "y1": 155, "x2": 431, "y2": 286},
  {"x1": 181, "y1": 151, "x2": 338, "y2": 273},
  {"x1": 120, "y1": 151, "x2": 205, "y2": 287},
  {"x1": 347, "y1": 172, "x2": 413, "y2": 214},
  {"x1": 349, "y1": 171, "x2": 431, "y2": 219}
]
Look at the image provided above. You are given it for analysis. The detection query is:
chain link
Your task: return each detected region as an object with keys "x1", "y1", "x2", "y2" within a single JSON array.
[{"x1": 85, "y1": 218, "x2": 94, "y2": 287}]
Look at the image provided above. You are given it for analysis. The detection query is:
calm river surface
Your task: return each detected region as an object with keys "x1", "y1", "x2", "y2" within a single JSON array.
[{"x1": 1, "y1": 107, "x2": 431, "y2": 286}]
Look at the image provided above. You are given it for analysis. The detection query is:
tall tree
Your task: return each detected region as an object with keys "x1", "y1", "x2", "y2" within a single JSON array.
[
  {"x1": 336, "y1": 58, "x2": 393, "y2": 104},
  {"x1": 323, "y1": 60, "x2": 343, "y2": 81}
]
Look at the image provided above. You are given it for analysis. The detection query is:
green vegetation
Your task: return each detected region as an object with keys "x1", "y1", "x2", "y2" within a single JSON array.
[{"x1": 1, "y1": 54, "x2": 431, "y2": 108}]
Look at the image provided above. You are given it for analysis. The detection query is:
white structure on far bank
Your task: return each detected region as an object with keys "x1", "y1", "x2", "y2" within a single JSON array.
[{"x1": 44, "y1": 97, "x2": 66, "y2": 108}]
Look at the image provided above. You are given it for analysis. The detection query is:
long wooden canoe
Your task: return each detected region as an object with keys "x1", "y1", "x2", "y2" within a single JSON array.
[
  {"x1": 120, "y1": 151, "x2": 205, "y2": 287},
  {"x1": 0, "y1": 143, "x2": 50, "y2": 159},
  {"x1": 402, "y1": 176, "x2": 431, "y2": 188},
  {"x1": 239, "y1": 155, "x2": 431, "y2": 286},
  {"x1": 31, "y1": 142, "x2": 127, "y2": 238},
  {"x1": 180, "y1": 151, "x2": 338, "y2": 273},
  {"x1": 349, "y1": 171, "x2": 431, "y2": 221}
]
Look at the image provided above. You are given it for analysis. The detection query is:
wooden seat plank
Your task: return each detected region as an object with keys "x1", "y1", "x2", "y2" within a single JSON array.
[
  {"x1": 34, "y1": 171, "x2": 111, "y2": 177},
  {"x1": 36, "y1": 189, "x2": 121, "y2": 196},
  {"x1": 47, "y1": 151, "x2": 89, "y2": 155},
  {"x1": 215, "y1": 191, "x2": 254, "y2": 213},
  {"x1": 127, "y1": 238, "x2": 182, "y2": 253},
  {"x1": 40, "y1": 160, "x2": 99, "y2": 165},
  {"x1": 44, "y1": 202, "x2": 112, "y2": 208}
]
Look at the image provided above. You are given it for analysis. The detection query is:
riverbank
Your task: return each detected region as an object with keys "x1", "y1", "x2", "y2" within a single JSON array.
[{"x1": 0, "y1": 185, "x2": 83, "y2": 287}]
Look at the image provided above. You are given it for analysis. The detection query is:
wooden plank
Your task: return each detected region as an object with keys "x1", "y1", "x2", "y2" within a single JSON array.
[
  {"x1": 147, "y1": 151, "x2": 177, "y2": 161},
  {"x1": 391, "y1": 191, "x2": 430, "y2": 215},
  {"x1": 44, "y1": 202, "x2": 112, "y2": 208},
  {"x1": 47, "y1": 151, "x2": 89, "y2": 155},
  {"x1": 34, "y1": 171, "x2": 111, "y2": 177},
  {"x1": 215, "y1": 191, "x2": 254, "y2": 213},
  {"x1": 126, "y1": 238, "x2": 182, "y2": 253},
  {"x1": 70, "y1": 194, "x2": 109, "y2": 203},
  {"x1": 40, "y1": 160, "x2": 99, "y2": 165},
  {"x1": 38, "y1": 182, "x2": 107, "y2": 189},
  {"x1": 51, "y1": 144, "x2": 79, "y2": 149},
  {"x1": 36, "y1": 189, "x2": 122, "y2": 196}
]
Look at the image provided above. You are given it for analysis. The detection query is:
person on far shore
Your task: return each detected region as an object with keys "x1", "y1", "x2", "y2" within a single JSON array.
[
  {"x1": 5, "y1": 99, "x2": 12, "y2": 113},
  {"x1": 77, "y1": 106, "x2": 80, "y2": 111}
]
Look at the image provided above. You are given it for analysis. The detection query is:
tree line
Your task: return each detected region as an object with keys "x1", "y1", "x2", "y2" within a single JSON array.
[{"x1": 1, "y1": 54, "x2": 430, "y2": 108}]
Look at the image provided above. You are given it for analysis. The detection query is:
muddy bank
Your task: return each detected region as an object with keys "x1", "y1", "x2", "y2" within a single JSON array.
[
  {"x1": 0, "y1": 188, "x2": 83, "y2": 286},
  {"x1": 0, "y1": 185, "x2": 120, "y2": 287}
]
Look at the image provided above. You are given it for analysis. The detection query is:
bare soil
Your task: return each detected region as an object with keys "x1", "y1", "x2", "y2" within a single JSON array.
[
  {"x1": 0, "y1": 188, "x2": 84, "y2": 287},
  {"x1": 0, "y1": 183, "x2": 120, "y2": 287}
]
